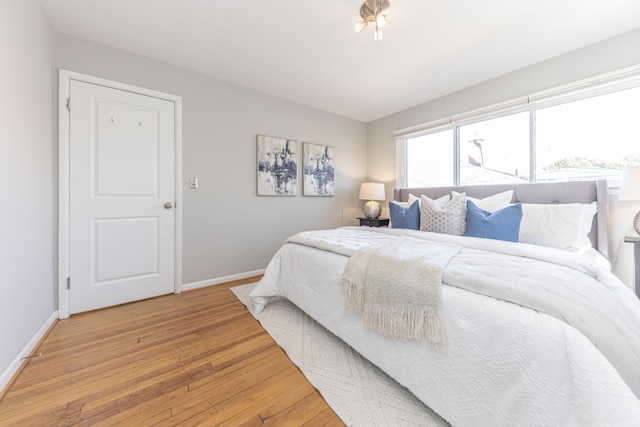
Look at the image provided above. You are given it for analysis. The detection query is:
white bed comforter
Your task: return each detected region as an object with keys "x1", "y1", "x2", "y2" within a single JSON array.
[{"x1": 251, "y1": 227, "x2": 640, "y2": 426}]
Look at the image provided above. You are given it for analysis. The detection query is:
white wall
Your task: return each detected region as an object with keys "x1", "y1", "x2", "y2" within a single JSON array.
[
  {"x1": 55, "y1": 34, "x2": 368, "y2": 286},
  {"x1": 2, "y1": 2, "x2": 636, "y2": 390},
  {"x1": 367, "y1": 28, "x2": 640, "y2": 289},
  {"x1": 0, "y1": 0, "x2": 56, "y2": 384}
]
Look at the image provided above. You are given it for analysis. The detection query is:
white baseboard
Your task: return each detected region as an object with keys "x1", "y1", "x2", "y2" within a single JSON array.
[
  {"x1": 0, "y1": 311, "x2": 58, "y2": 395},
  {"x1": 182, "y1": 269, "x2": 265, "y2": 292}
]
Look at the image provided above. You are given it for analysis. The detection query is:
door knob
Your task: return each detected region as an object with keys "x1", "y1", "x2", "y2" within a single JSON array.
[{"x1": 164, "y1": 202, "x2": 173, "y2": 209}]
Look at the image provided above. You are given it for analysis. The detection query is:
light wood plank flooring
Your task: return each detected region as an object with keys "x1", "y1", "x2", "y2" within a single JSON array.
[{"x1": 0, "y1": 277, "x2": 344, "y2": 426}]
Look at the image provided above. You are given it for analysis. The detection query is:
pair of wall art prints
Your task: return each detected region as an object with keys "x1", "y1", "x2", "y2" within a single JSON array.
[{"x1": 256, "y1": 134, "x2": 335, "y2": 197}]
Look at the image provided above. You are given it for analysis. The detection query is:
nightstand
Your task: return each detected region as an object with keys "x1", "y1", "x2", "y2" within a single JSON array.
[
  {"x1": 624, "y1": 234, "x2": 640, "y2": 298},
  {"x1": 358, "y1": 217, "x2": 390, "y2": 227}
]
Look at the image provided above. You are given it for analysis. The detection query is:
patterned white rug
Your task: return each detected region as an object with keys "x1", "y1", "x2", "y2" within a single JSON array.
[{"x1": 232, "y1": 283, "x2": 450, "y2": 427}]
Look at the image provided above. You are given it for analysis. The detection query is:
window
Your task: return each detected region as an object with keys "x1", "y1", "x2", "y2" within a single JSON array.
[
  {"x1": 536, "y1": 87, "x2": 640, "y2": 182},
  {"x1": 406, "y1": 130, "x2": 453, "y2": 187},
  {"x1": 458, "y1": 112, "x2": 529, "y2": 185},
  {"x1": 398, "y1": 66, "x2": 640, "y2": 187}
]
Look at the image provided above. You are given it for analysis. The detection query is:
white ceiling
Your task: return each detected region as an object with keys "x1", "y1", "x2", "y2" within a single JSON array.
[{"x1": 37, "y1": 0, "x2": 640, "y2": 122}]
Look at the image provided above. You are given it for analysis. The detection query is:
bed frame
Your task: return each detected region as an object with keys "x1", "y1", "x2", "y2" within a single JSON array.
[{"x1": 394, "y1": 179, "x2": 609, "y2": 259}]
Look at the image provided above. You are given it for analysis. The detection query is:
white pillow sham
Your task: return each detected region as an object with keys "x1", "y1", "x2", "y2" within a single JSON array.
[
  {"x1": 519, "y1": 202, "x2": 597, "y2": 252},
  {"x1": 391, "y1": 193, "x2": 449, "y2": 209},
  {"x1": 452, "y1": 190, "x2": 513, "y2": 213}
]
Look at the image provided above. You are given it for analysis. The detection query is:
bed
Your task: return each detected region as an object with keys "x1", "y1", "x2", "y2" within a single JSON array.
[{"x1": 250, "y1": 180, "x2": 640, "y2": 426}]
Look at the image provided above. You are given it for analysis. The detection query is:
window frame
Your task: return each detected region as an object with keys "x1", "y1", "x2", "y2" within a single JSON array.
[{"x1": 395, "y1": 64, "x2": 640, "y2": 188}]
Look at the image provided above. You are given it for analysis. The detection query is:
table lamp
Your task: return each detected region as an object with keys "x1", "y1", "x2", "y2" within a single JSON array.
[
  {"x1": 619, "y1": 166, "x2": 640, "y2": 235},
  {"x1": 359, "y1": 182, "x2": 386, "y2": 219}
]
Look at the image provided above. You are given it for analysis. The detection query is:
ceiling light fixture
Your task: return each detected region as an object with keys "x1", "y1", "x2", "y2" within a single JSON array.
[{"x1": 355, "y1": 0, "x2": 390, "y2": 41}]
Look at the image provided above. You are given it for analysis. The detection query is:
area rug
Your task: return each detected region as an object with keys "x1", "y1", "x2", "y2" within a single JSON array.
[{"x1": 231, "y1": 283, "x2": 450, "y2": 427}]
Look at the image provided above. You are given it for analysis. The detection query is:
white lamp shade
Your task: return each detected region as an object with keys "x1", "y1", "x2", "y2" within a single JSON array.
[
  {"x1": 359, "y1": 182, "x2": 385, "y2": 201},
  {"x1": 619, "y1": 166, "x2": 640, "y2": 201}
]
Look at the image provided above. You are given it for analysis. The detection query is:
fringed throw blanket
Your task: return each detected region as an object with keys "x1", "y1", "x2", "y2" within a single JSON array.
[{"x1": 342, "y1": 236, "x2": 461, "y2": 347}]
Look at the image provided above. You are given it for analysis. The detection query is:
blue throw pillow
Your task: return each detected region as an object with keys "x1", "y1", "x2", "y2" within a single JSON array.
[
  {"x1": 464, "y1": 200, "x2": 522, "y2": 242},
  {"x1": 388, "y1": 201, "x2": 420, "y2": 230}
]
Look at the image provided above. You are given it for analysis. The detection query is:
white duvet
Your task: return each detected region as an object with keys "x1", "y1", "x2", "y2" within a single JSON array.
[{"x1": 251, "y1": 227, "x2": 640, "y2": 426}]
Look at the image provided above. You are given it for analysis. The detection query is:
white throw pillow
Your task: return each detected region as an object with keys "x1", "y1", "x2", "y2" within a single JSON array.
[
  {"x1": 408, "y1": 193, "x2": 449, "y2": 207},
  {"x1": 519, "y1": 202, "x2": 597, "y2": 252},
  {"x1": 452, "y1": 190, "x2": 513, "y2": 213},
  {"x1": 390, "y1": 193, "x2": 449, "y2": 209},
  {"x1": 420, "y1": 193, "x2": 467, "y2": 235}
]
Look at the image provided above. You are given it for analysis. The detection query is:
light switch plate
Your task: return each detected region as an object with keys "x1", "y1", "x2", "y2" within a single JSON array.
[{"x1": 189, "y1": 178, "x2": 198, "y2": 189}]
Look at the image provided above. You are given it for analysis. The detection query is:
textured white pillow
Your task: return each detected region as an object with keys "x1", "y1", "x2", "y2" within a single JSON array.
[
  {"x1": 452, "y1": 190, "x2": 513, "y2": 213},
  {"x1": 420, "y1": 193, "x2": 467, "y2": 235},
  {"x1": 519, "y1": 202, "x2": 597, "y2": 252}
]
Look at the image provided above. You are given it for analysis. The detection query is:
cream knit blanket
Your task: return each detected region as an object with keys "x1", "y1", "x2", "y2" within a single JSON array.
[{"x1": 342, "y1": 236, "x2": 460, "y2": 347}]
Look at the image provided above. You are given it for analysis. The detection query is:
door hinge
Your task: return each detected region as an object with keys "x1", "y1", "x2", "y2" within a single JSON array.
[
  {"x1": 67, "y1": 277, "x2": 70, "y2": 289},
  {"x1": 66, "y1": 97, "x2": 71, "y2": 111}
]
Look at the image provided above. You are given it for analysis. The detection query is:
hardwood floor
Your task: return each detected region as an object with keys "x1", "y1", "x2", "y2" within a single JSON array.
[{"x1": 0, "y1": 277, "x2": 344, "y2": 426}]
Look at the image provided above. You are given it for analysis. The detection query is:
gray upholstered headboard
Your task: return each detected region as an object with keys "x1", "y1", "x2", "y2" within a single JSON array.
[{"x1": 394, "y1": 180, "x2": 609, "y2": 259}]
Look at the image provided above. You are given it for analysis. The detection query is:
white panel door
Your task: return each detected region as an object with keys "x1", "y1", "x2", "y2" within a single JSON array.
[{"x1": 69, "y1": 80, "x2": 175, "y2": 314}]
